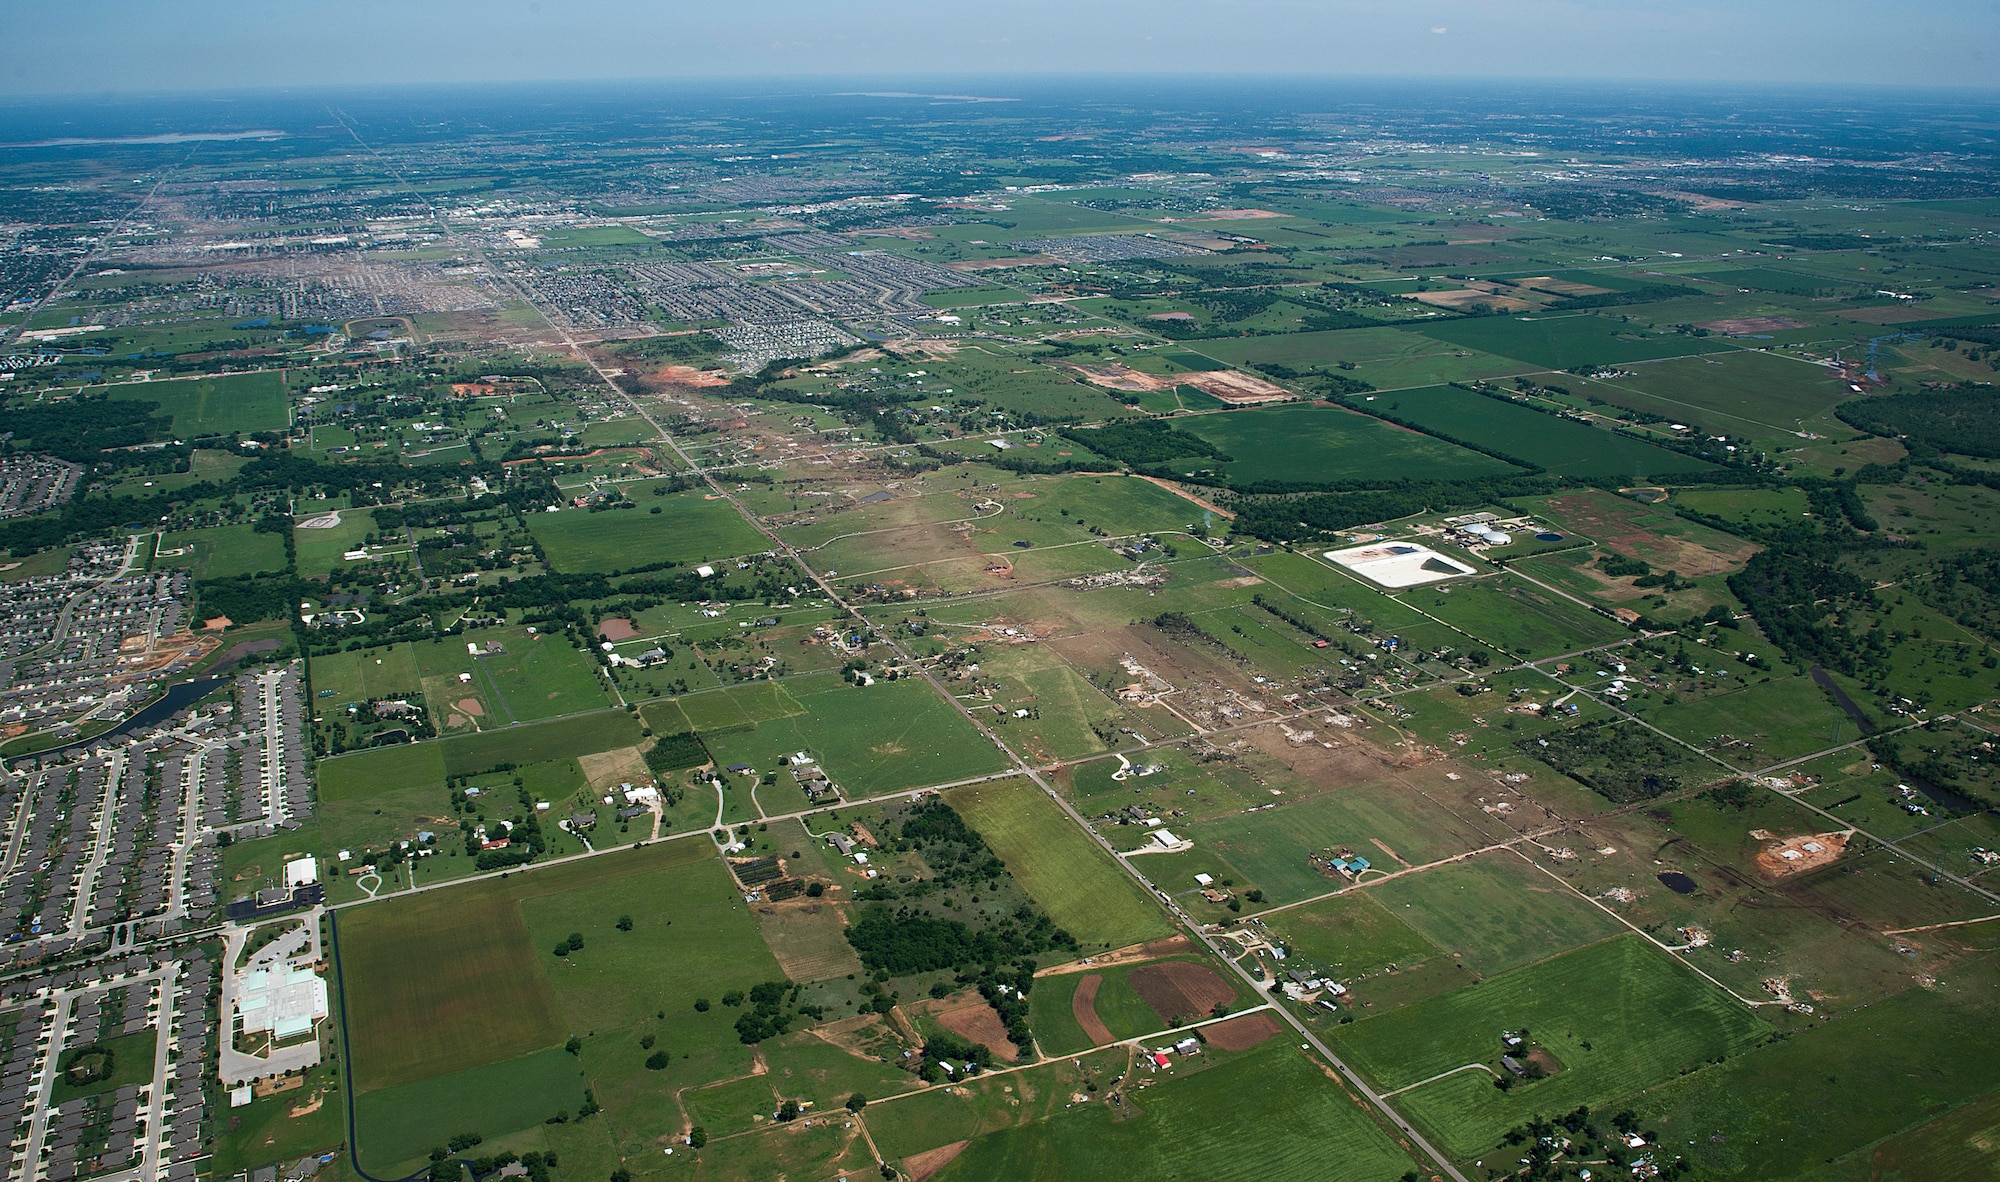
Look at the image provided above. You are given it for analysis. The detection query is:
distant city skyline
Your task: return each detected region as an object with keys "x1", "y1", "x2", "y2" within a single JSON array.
[{"x1": 0, "y1": 0, "x2": 1993, "y2": 97}]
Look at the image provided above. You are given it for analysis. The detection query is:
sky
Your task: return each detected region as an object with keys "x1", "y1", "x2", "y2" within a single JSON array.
[{"x1": 2, "y1": 0, "x2": 1994, "y2": 95}]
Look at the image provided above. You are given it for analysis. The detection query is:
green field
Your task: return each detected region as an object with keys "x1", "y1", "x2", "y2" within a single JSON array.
[
  {"x1": 49, "y1": 1028, "x2": 156, "y2": 1106},
  {"x1": 309, "y1": 644, "x2": 424, "y2": 705},
  {"x1": 108, "y1": 370, "x2": 289, "y2": 435},
  {"x1": 697, "y1": 674, "x2": 1008, "y2": 797},
  {"x1": 1329, "y1": 935, "x2": 1772, "y2": 1157},
  {"x1": 1164, "y1": 402, "x2": 1522, "y2": 488},
  {"x1": 924, "y1": 1039, "x2": 1418, "y2": 1182},
  {"x1": 1586, "y1": 349, "x2": 1856, "y2": 440},
  {"x1": 159, "y1": 523, "x2": 287, "y2": 579},
  {"x1": 1369, "y1": 385, "x2": 1716, "y2": 478},
  {"x1": 338, "y1": 841, "x2": 782, "y2": 1173},
  {"x1": 526, "y1": 493, "x2": 767, "y2": 573},
  {"x1": 1367, "y1": 852, "x2": 1623, "y2": 977},
  {"x1": 950, "y1": 780, "x2": 1174, "y2": 950},
  {"x1": 1418, "y1": 314, "x2": 1736, "y2": 369},
  {"x1": 440, "y1": 710, "x2": 642, "y2": 775}
]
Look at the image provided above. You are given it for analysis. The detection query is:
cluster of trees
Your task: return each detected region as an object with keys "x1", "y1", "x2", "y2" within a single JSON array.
[
  {"x1": 1837, "y1": 383, "x2": 2000, "y2": 459},
  {"x1": 1227, "y1": 474, "x2": 1559, "y2": 540},
  {"x1": 1058, "y1": 419, "x2": 1225, "y2": 468},
  {"x1": 1515, "y1": 720, "x2": 1685, "y2": 803},
  {"x1": 644, "y1": 731, "x2": 710, "y2": 776},
  {"x1": 1726, "y1": 535, "x2": 1872, "y2": 674}
]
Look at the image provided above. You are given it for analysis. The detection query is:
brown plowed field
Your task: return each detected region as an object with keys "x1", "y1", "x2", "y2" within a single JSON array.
[
  {"x1": 1200, "y1": 1012, "x2": 1278, "y2": 1050},
  {"x1": 1127, "y1": 961, "x2": 1237, "y2": 1025},
  {"x1": 905, "y1": 1142, "x2": 970, "y2": 1181},
  {"x1": 1072, "y1": 974, "x2": 1113, "y2": 1045},
  {"x1": 933, "y1": 994, "x2": 1020, "y2": 1061}
]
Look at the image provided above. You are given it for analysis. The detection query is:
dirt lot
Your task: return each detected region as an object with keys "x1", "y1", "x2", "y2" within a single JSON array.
[
  {"x1": 578, "y1": 745, "x2": 650, "y2": 791},
  {"x1": 1181, "y1": 369, "x2": 1292, "y2": 405},
  {"x1": 1541, "y1": 490, "x2": 1758, "y2": 577},
  {"x1": 931, "y1": 992, "x2": 1021, "y2": 1061},
  {"x1": 1127, "y1": 961, "x2": 1238, "y2": 1025},
  {"x1": 1038, "y1": 934, "x2": 1194, "y2": 977},
  {"x1": 653, "y1": 364, "x2": 730, "y2": 386},
  {"x1": 1755, "y1": 830, "x2": 1852, "y2": 879},
  {"x1": 1072, "y1": 974, "x2": 1114, "y2": 1045},
  {"x1": 1200, "y1": 1011, "x2": 1279, "y2": 1050},
  {"x1": 905, "y1": 1142, "x2": 970, "y2": 1181},
  {"x1": 1697, "y1": 316, "x2": 1806, "y2": 334},
  {"x1": 597, "y1": 617, "x2": 641, "y2": 641}
]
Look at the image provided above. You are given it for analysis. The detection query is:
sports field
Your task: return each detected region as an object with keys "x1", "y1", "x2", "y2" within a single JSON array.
[
  {"x1": 1328, "y1": 935, "x2": 1771, "y2": 1157},
  {"x1": 1166, "y1": 402, "x2": 1522, "y2": 488},
  {"x1": 108, "y1": 370, "x2": 289, "y2": 435},
  {"x1": 526, "y1": 492, "x2": 767, "y2": 573},
  {"x1": 1370, "y1": 385, "x2": 1716, "y2": 478}
]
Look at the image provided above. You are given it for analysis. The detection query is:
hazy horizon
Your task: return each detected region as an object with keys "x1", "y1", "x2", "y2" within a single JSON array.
[{"x1": 2, "y1": 0, "x2": 1995, "y2": 97}]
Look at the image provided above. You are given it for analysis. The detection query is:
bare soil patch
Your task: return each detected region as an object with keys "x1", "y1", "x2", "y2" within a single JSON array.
[
  {"x1": 1525, "y1": 1046, "x2": 1565, "y2": 1076},
  {"x1": 1071, "y1": 974, "x2": 1114, "y2": 1045},
  {"x1": 1037, "y1": 934, "x2": 1194, "y2": 977},
  {"x1": 1755, "y1": 830, "x2": 1852, "y2": 879},
  {"x1": 1127, "y1": 961, "x2": 1237, "y2": 1025},
  {"x1": 1187, "y1": 208, "x2": 1287, "y2": 221},
  {"x1": 1520, "y1": 277, "x2": 1612, "y2": 297},
  {"x1": 454, "y1": 697, "x2": 485, "y2": 718},
  {"x1": 905, "y1": 1141, "x2": 970, "y2": 1181},
  {"x1": 1200, "y1": 1012, "x2": 1278, "y2": 1051},
  {"x1": 1408, "y1": 289, "x2": 1533, "y2": 312},
  {"x1": 579, "y1": 745, "x2": 651, "y2": 790},
  {"x1": 931, "y1": 993, "x2": 1020, "y2": 1062},
  {"x1": 653, "y1": 364, "x2": 731, "y2": 387},
  {"x1": 1181, "y1": 369, "x2": 1292, "y2": 405},
  {"x1": 1067, "y1": 363, "x2": 1169, "y2": 392},
  {"x1": 1697, "y1": 316, "x2": 1807, "y2": 334},
  {"x1": 1542, "y1": 490, "x2": 1757, "y2": 577},
  {"x1": 597, "y1": 617, "x2": 641, "y2": 641},
  {"x1": 1147, "y1": 311, "x2": 1196, "y2": 321},
  {"x1": 1131, "y1": 474, "x2": 1237, "y2": 519},
  {"x1": 1835, "y1": 305, "x2": 1940, "y2": 325}
]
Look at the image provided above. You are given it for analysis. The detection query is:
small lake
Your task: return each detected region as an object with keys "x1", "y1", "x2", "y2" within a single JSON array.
[{"x1": 1656, "y1": 871, "x2": 1699, "y2": 895}]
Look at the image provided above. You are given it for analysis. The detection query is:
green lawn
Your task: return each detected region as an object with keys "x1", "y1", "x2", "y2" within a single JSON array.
[
  {"x1": 1367, "y1": 852, "x2": 1623, "y2": 977},
  {"x1": 926, "y1": 1039, "x2": 1418, "y2": 1182},
  {"x1": 159, "y1": 524, "x2": 288, "y2": 579},
  {"x1": 526, "y1": 493, "x2": 766, "y2": 573},
  {"x1": 950, "y1": 780, "x2": 1174, "y2": 951},
  {"x1": 1367, "y1": 385, "x2": 1717, "y2": 478},
  {"x1": 108, "y1": 370, "x2": 289, "y2": 435},
  {"x1": 1328, "y1": 935, "x2": 1772, "y2": 1158},
  {"x1": 1164, "y1": 402, "x2": 1522, "y2": 488},
  {"x1": 697, "y1": 675, "x2": 1008, "y2": 797}
]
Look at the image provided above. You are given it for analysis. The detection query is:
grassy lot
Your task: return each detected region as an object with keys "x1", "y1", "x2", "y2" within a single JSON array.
[
  {"x1": 1368, "y1": 385, "x2": 1717, "y2": 478},
  {"x1": 158, "y1": 524, "x2": 287, "y2": 579},
  {"x1": 316, "y1": 741, "x2": 446, "y2": 801},
  {"x1": 49, "y1": 1028, "x2": 156, "y2": 1106},
  {"x1": 1329, "y1": 935, "x2": 1772, "y2": 1158},
  {"x1": 1638, "y1": 673, "x2": 1873, "y2": 768},
  {"x1": 1408, "y1": 572, "x2": 1631, "y2": 658},
  {"x1": 339, "y1": 842, "x2": 785, "y2": 1173},
  {"x1": 1418, "y1": 313, "x2": 1736, "y2": 369},
  {"x1": 1584, "y1": 349, "x2": 1857, "y2": 441},
  {"x1": 949, "y1": 780, "x2": 1174, "y2": 950},
  {"x1": 292, "y1": 508, "x2": 374, "y2": 578},
  {"x1": 352, "y1": 1047, "x2": 588, "y2": 1175},
  {"x1": 439, "y1": 710, "x2": 642, "y2": 775},
  {"x1": 1368, "y1": 852, "x2": 1623, "y2": 978},
  {"x1": 107, "y1": 370, "x2": 289, "y2": 435},
  {"x1": 1260, "y1": 890, "x2": 1442, "y2": 977},
  {"x1": 1164, "y1": 402, "x2": 1521, "y2": 488},
  {"x1": 526, "y1": 494, "x2": 766, "y2": 573},
  {"x1": 1194, "y1": 325, "x2": 1532, "y2": 388},
  {"x1": 922, "y1": 1039, "x2": 1419, "y2": 1182},
  {"x1": 472, "y1": 630, "x2": 616, "y2": 724},
  {"x1": 208, "y1": 1059, "x2": 345, "y2": 1175},
  {"x1": 699, "y1": 675, "x2": 1008, "y2": 797},
  {"x1": 650, "y1": 681, "x2": 804, "y2": 733},
  {"x1": 1637, "y1": 971, "x2": 2000, "y2": 1181},
  {"x1": 308, "y1": 644, "x2": 424, "y2": 706},
  {"x1": 1193, "y1": 781, "x2": 1498, "y2": 905}
]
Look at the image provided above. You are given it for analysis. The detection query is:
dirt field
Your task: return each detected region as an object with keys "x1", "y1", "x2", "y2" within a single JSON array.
[
  {"x1": 596, "y1": 617, "x2": 640, "y2": 641},
  {"x1": 1755, "y1": 831, "x2": 1852, "y2": 879},
  {"x1": 1127, "y1": 961, "x2": 1238, "y2": 1025},
  {"x1": 931, "y1": 992, "x2": 1021, "y2": 1061},
  {"x1": 578, "y1": 745, "x2": 650, "y2": 791},
  {"x1": 1200, "y1": 1011, "x2": 1279, "y2": 1051},
  {"x1": 755, "y1": 900, "x2": 864, "y2": 982},
  {"x1": 1072, "y1": 974, "x2": 1114, "y2": 1045},
  {"x1": 1697, "y1": 316, "x2": 1807, "y2": 334},
  {"x1": 1521, "y1": 277, "x2": 1612, "y2": 297},
  {"x1": 1182, "y1": 369, "x2": 1292, "y2": 405},
  {"x1": 653, "y1": 365, "x2": 730, "y2": 386},
  {"x1": 455, "y1": 697, "x2": 484, "y2": 717},
  {"x1": 905, "y1": 1141, "x2": 970, "y2": 1181},
  {"x1": 1186, "y1": 209, "x2": 1287, "y2": 221},
  {"x1": 1541, "y1": 490, "x2": 1758, "y2": 577},
  {"x1": 1068, "y1": 362, "x2": 1167, "y2": 392},
  {"x1": 1037, "y1": 934, "x2": 1194, "y2": 977},
  {"x1": 1408, "y1": 289, "x2": 1533, "y2": 312}
]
